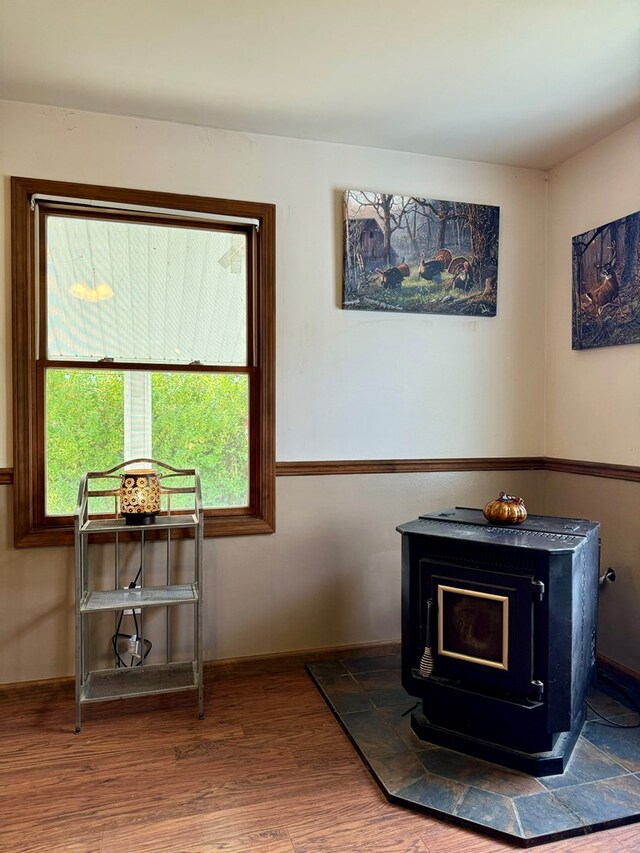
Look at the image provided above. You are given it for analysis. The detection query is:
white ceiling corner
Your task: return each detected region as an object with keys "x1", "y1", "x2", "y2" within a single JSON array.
[{"x1": 0, "y1": 0, "x2": 639, "y2": 170}]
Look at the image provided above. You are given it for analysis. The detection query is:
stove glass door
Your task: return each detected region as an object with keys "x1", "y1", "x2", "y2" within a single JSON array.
[
  {"x1": 438, "y1": 585, "x2": 508, "y2": 670},
  {"x1": 419, "y1": 559, "x2": 538, "y2": 696}
]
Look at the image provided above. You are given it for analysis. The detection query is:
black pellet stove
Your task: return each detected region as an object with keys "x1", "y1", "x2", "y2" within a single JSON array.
[{"x1": 397, "y1": 508, "x2": 600, "y2": 775}]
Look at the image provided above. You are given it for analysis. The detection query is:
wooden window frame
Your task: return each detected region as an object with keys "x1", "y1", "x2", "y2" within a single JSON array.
[{"x1": 11, "y1": 176, "x2": 275, "y2": 547}]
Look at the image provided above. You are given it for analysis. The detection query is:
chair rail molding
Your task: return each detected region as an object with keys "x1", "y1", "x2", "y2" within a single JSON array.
[{"x1": 2, "y1": 457, "x2": 639, "y2": 487}]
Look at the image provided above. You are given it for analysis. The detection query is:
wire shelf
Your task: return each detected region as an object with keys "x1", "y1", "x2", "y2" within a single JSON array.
[
  {"x1": 80, "y1": 584, "x2": 198, "y2": 612},
  {"x1": 80, "y1": 662, "x2": 198, "y2": 703},
  {"x1": 79, "y1": 513, "x2": 198, "y2": 534},
  {"x1": 74, "y1": 459, "x2": 204, "y2": 731}
]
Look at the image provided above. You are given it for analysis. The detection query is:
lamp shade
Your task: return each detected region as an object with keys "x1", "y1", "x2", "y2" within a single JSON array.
[{"x1": 119, "y1": 469, "x2": 161, "y2": 525}]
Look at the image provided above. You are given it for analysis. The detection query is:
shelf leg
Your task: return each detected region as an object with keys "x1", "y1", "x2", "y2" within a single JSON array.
[{"x1": 196, "y1": 511, "x2": 204, "y2": 721}]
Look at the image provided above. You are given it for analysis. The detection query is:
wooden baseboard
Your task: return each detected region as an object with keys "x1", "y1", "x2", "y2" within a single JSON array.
[
  {"x1": 0, "y1": 672, "x2": 74, "y2": 695},
  {"x1": 3, "y1": 645, "x2": 637, "y2": 695},
  {"x1": 597, "y1": 653, "x2": 640, "y2": 685},
  {"x1": 204, "y1": 639, "x2": 401, "y2": 674},
  {"x1": 0, "y1": 640, "x2": 401, "y2": 692}
]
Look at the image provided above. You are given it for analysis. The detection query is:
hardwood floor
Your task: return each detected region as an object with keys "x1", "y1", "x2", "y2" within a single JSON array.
[{"x1": 1, "y1": 648, "x2": 638, "y2": 853}]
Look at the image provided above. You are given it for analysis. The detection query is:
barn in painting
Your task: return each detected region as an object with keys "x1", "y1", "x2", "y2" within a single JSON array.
[
  {"x1": 343, "y1": 189, "x2": 500, "y2": 316},
  {"x1": 346, "y1": 217, "x2": 385, "y2": 274}
]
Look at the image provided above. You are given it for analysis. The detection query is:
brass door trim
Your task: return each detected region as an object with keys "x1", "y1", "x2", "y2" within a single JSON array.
[{"x1": 437, "y1": 584, "x2": 509, "y2": 670}]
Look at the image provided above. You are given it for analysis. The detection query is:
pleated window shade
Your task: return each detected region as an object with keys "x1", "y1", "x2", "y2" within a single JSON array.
[{"x1": 46, "y1": 215, "x2": 248, "y2": 366}]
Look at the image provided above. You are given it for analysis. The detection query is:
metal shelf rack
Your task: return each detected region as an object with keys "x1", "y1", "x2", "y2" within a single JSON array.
[{"x1": 74, "y1": 459, "x2": 204, "y2": 732}]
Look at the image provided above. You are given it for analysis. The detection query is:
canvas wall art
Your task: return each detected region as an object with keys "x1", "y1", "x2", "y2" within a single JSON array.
[
  {"x1": 343, "y1": 190, "x2": 500, "y2": 316},
  {"x1": 572, "y1": 210, "x2": 640, "y2": 350}
]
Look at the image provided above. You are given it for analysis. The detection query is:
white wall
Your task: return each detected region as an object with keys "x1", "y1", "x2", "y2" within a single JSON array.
[
  {"x1": 0, "y1": 472, "x2": 546, "y2": 683},
  {"x1": 0, "y1": 100, "x2": 547, "y2": 467},
  {"x1": 1, "y1": 101, "x2": 639, "y2": 681},
  {"x1": 543, "y1": 471, "x2": 640, "y2": 674},
  {"x1": 543, "y1": 117, "x2": 640, "y2": 674},
  {"x1": 0, "y1": 99, "x2": 549, "y2": 683},
  {"x1": 545, "y1": 117, "x2": 640, "y2": 464}
]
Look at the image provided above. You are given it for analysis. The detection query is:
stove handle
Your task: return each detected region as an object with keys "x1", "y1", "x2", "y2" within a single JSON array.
[{"x1": 418, "y1": 599, "x2": 435, "y2": 677}]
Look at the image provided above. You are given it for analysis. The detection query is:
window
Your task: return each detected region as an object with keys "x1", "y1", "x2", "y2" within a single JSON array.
[{"x1": 11, "y1": 177, "x2": 275, "y2": 546}]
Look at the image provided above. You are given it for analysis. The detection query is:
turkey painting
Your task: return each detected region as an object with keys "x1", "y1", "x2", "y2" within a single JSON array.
[
  {"x1": 343, "y1": 189, "x2": 500, "y2": 316},
  {"x1": 572, "y1": 210, "x2": 640, "y2": 350}
]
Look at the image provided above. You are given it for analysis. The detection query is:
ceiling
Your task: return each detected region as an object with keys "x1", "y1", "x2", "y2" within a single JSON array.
[{"x1": 1, "y1": 0, "x2": 639, "y2": 170}]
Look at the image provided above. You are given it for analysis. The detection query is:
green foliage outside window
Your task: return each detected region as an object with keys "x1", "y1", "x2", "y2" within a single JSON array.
[
  {"x1": 46, "y1": 371, "x2": 124, "y2": 515},
  {"x1": 46, "y1": 369, "x2": 249, "y2": 516},
  {"x1": 152, "y1": 373, "x2": 248, "y2": 509}
]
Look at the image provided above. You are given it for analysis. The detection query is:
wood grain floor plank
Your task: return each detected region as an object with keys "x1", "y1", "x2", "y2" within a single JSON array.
[
  {"x1": 102, "y1": 817, "x2": 295, "y2": 853},
  {"x1": 0, "y1": 825, "x2": 104, "y2": 853},
  {"x1": 609, "y1": 823, "x2": 640, "y2": 852},
  {"x1": 287, "y1": 810, "x2": 433, "y2": 852},
  {"x1": 0, "y1": 653, "x2": 637, "y2": 853}
]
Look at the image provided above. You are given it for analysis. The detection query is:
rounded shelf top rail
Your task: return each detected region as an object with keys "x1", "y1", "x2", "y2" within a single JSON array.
[
  {"x1": 75, "y1": 458, "x2": 202, "y2": 526},
  {"x1": 85, "y1": 458, "x2": 197, "y2": 478}
]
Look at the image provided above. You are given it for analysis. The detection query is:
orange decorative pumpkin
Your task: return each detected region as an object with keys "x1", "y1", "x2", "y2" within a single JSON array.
[{"x1": 483, "y1": 492, "x2": 527, "y2": 525}]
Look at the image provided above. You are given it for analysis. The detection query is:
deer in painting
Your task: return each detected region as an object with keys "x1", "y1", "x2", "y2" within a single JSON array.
[{"x1": 585, "y1": 244, "x2": 620, "y2": 315}]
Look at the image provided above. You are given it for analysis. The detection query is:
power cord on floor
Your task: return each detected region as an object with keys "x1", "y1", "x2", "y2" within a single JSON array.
[
  {"x1": 586, "y1": 671, "x2": 640, "y2": 728},
  {"x1": 111, "y1": 565, "x2": 152, "y2": 667}
]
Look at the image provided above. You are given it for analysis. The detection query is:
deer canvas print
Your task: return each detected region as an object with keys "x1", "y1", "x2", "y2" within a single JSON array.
[
  {"x1": 342, "y1": 189, "x2": 500, "y2": 316},
  {"x1": 572, "y1": 210, "x2": 640, "y2": 350}
]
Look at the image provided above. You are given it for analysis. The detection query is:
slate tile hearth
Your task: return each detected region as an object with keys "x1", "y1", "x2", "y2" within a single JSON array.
[{"x1": 307, "y1": 654, "x2": 640, "y2": 847}]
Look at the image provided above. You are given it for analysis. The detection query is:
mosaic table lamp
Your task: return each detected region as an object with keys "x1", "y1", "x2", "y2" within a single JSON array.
[{"x1": 119, "y1": 469, "x2": 161, "y2": 525}]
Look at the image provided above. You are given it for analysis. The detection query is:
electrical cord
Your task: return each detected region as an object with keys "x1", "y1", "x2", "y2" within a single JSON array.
[
  {"x1": 586, "y1": 672, "x2": 640, "y2": 728},
  {"x1": 111, "y1": 565, "x2": 152, "y2": 667}
]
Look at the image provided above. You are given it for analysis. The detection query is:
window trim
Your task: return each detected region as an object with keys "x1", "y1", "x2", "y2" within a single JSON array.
[{"x1": 11, "y1": 176, "x2": 276, "y2": 547}]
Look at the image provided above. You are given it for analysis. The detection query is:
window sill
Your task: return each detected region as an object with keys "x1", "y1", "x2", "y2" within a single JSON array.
[{"x1": 13, "y1": 512, "x2": 275, "y2": 548}]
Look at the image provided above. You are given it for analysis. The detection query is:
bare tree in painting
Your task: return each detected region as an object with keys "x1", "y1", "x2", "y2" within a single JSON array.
[
  {"x1": 413, "y1": 199, "x2": 454, "y2": 251},
  {"x1": 349, "y1": 192, "x2": 412, "y2": 267},
  {"x1": 623, "y1": 213, "x2": 640, "y2": 285},
  {"x1": 344, "y1": 198, "x2": 366, "y2": 296},
  {"x1": 396, "y1": 197, "x2": 422, "y2": 256},
  {"x1": 412, "y1": 199, "x2": 499, "y2": 285},
  {"x1": 343, "y1": 187, "x2": 501, "y2": 317},
  {"x1": 466, "y1": 203, "x2": 500, "y2": 283}
]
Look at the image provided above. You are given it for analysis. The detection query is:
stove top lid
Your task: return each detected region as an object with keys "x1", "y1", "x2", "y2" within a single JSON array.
[{"x1": 397, "y1": 507, "x2": 599, "y2": 552}]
